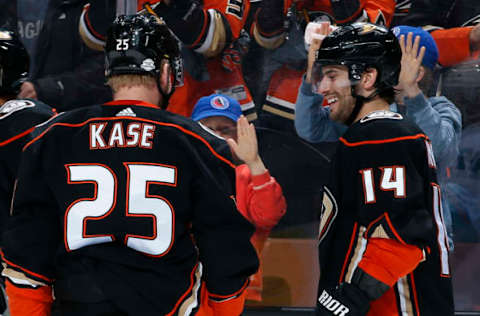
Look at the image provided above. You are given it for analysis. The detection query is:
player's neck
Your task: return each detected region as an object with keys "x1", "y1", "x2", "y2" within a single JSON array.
[
  {"x1": 113, "y1": 85, "x2": 162, "y2": 106},
  {"x1": 354, "y1": 97, "x2": 390, "y2": 123}
]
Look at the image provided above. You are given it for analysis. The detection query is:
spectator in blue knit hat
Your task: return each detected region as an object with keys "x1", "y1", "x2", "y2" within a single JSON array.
[
  {"x1": 393, "y1": 26, "x2": 462, "y2": 248},
  {"x1": 192, "y1": 93, "x2": 286, "y2": 302},
  {"x1": 392, "y1": 25, "x2": 439, "y2": 104},
  {"x1": 294, "y1": 24, "x2": 461, "y2": 248}
]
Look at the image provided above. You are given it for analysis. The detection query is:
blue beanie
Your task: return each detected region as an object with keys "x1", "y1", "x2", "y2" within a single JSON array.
[
  {"x1": 392, "y1": 25, "x2": 439, "y2": 70},
  {"x1": 191, "y1": 94, "x2": 242, "y2": 122}
]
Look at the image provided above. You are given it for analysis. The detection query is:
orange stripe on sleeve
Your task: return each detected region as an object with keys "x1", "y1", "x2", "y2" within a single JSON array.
[{"x1": 0, "y1": 127, "x2": 35, "y2": 146}]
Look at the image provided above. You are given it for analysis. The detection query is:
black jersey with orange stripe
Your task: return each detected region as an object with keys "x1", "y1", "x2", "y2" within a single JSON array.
[
  {"x1": 2, "y1": 100, "x2": 258, "y2": 315},
  {"x1": 0, "y1": 99, "x2": 55, "y2": 247},
  {"x1": 317, "y1": 111, "x2": 454, "y2": 316}
]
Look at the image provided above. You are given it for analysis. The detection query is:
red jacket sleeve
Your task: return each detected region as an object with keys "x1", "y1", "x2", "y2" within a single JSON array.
[
  {"x1": 431, "y1": 27, "x2": 473, "y2": 66},
  {"x1": 235, "y1": 164, "x2": 286, "y2": 230}
]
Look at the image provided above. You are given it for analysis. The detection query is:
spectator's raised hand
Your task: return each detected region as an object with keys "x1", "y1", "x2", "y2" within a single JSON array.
[
  {"x1": 226, "y1": 116, "x2": 267, "y2": 176},
  {"x1": 17, "y1": 81, "x2": 38, "y2": 100},
  {"x1": 306, "y1": 22, "x2": 333, "y2": 83},
  {"x1": 397, "y1": 32, "x2": 426, "y2": 99}
]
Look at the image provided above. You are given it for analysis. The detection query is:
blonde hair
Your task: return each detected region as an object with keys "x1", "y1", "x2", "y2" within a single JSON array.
[{"x1": 107, "y1": 74, "x2": 157, "y2": 93}]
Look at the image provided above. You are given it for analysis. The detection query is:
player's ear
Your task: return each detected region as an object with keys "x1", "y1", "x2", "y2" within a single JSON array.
[
  {"x1": 362, "y1": 67, "x2": 378, "y2": 90},
  {"x1": 159, "y1": 60, "x2": 173, "y2": 95}
]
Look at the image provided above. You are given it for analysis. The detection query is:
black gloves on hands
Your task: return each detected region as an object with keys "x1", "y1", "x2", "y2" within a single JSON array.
[{"x1": 316, "y1": 283, "x2": 370, "y2": 316}]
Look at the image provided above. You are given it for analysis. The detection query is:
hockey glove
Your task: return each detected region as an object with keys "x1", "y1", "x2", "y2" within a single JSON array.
[
  {"x1": 316, "y1": 283, "x2": 370, "y2": 316},
  {"x1": 221, "y1": 30, "x2": 250, "y2": 72}
]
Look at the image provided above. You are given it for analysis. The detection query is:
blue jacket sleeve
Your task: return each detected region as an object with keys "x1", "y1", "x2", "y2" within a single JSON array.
[
  {"x1": 294, "y1": 75, "x2": 347, "y2": 143},
  {"x1": 403, "y1": 92, "x2": 462, "y2": 167}
]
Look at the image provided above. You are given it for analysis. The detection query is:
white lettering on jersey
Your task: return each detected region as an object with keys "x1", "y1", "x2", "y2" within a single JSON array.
[
  {"x1": 359, "y1": 169, "x2": 376, "y2": 203},
  {"x1": 89, "y1": 122, "x2": 155, "y2": 149},
  {"x1": 360, "y1": 166, "x2": 407, "y2": 203},
  {"x1": 380, "y1": 166, "x2": 406, "y2": 198},
  {"x1": 126, "y1": 123, "x2": 141, "y2": 146},
  {"x1": 318, "y1": 290, "x2": 350, "y2": 316},
  {"x1": 90, "y1": 123, "x2": 107, "y2": 149},
  {"x1": 109, "y1": 122, "x2": 125, "y2": 147},
  {"x1": 140, "y1": 124, "x2": 155, "y2": 149}
]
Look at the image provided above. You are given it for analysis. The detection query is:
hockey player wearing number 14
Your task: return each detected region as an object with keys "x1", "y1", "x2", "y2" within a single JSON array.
[
  {"x1": 1, "y1": 14, "x2": 258, "y2": 316},
  {"x1": 312, "y1": 23, "x2": 454, "y2": 315}
]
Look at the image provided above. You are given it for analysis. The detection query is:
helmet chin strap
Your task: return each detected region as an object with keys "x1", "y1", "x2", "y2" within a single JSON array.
[
  {"x1": 345, "y1": 84, "x2": 379, "y2": 126},
  {"x1": 156, "y1": 69, "x2": 175, "y2": 110}
]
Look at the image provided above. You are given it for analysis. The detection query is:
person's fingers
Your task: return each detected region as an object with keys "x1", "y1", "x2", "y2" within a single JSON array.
[
  {"x1": 226, "y1": 138, "x2": 239, "y2": 153},
  {"x1": 406, "y1": 32, "x2": 413, "y2": 53},
  {"x1": 412, "y1": 35, "x2": 421, "y2": 58},
  {"x1": 399, "y1": 35, "x2": 406, "y2": 54},
  {"x1": 417, "y1": 46, "x2": 426, "y2": 65},
  {"x1": 237, "y1": 116, "x2": 248, "y2": 137}
]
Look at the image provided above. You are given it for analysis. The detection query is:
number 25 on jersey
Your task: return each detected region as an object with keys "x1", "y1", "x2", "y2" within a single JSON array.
[{"x1": 64, "y1": 163, "x2": 175, "y2": 257}]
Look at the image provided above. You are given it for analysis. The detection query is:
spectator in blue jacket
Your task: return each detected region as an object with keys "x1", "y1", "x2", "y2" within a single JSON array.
[{"x1": 295, "y1": 24, "x2": 461, "y2": 247}]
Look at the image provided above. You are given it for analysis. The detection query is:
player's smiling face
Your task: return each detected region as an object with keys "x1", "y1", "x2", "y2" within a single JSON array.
[{"x1": 315, "y1": 65, "x2": 356, "y2": 124}]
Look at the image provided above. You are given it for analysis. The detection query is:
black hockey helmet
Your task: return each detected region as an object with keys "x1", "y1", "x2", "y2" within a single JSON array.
[
  {"x1": 312, "y1": 22, "x2": 401, "y2": 92},
  {"x1": 105, "y1": 14, "x2": 183, "y2": 87},
  {"x1": 0, "y1": 29, "x2": 29, "y2": 96}
]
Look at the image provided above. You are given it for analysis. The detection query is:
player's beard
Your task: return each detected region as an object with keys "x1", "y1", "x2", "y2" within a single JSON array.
[{"x1": 329, "y1": 93, "x2": 356, "y2": 124}]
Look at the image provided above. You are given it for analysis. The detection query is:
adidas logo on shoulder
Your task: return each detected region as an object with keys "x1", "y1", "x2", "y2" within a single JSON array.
[{"x1": 116, "y1": 107, "x2": 136, "y2": 117}]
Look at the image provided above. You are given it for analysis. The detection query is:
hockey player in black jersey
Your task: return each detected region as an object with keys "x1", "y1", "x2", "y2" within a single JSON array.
[
  {"x1": 311, "y1": 23, "x2": 454, "y2": 316},
  {"x1": 0, "y1": 28, "x2": 56, "y2": 316},
  {"x1": 0, "y1": 29, "x2": 56, "y2": 241},
  {"x1": 1, "y1": 15, "x2": 258, "y2": 316}
]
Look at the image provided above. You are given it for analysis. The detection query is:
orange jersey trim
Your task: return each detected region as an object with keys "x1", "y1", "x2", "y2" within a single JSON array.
[
  {"x1": 339, "y1": 133, "x2": 427, "y2": 147},
  {"x1": 410, "y1": 273, "x2": 421, "y2": 315},
  {"x1": 0, "y1": 127, "x2": 35, "y2": 146},
  {"x1": 23, "y1": 116, "x2": 236, "y2": 169},
  {"x1": 166, "y1": 263, "x2": 199, "y2": 316},
  {"x1": 0, "y1": 249, "x2": 53, "y2": 283},
  {"x1": 190, "y1": 10, "x2": 209, "y2": 48},
  {"x1": 104, "y1": 100, "x2": 160, "y2": 109},
  {"x1": 339, "y1": 222, "x2": 359, "y2": 283},
  {"x1": 83, "y1": 4, "x2": 106, "y2": 41}
]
